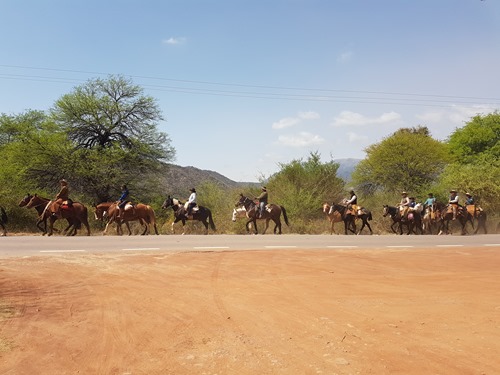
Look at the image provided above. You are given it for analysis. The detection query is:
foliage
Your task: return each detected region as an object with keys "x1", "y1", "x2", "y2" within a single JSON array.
[
  {"x1": 440, "y1": 112, "x2": 500, "y2": 211},
  {"x1": 351, "y1": 126, "x2": 449, "y2": 195},
  {"x1": 447, "y1": 112, "x2": 500, "y2": 163},
  {"x1": 264, "y1": 152, "x2": 345, "y2": 233}
]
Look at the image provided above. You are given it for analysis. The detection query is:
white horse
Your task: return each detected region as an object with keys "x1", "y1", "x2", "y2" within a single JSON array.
[{"x1": 231, "y1": 206, "x2": 253, "y2": 230}]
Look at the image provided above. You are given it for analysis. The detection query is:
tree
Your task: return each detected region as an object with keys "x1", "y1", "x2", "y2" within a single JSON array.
[
  {"x1": 351, "y1": 126, "x2": 449, "y2": 195},
  {"x1": 265, "y1": 151, "x2": 344, "y2": 232},
  {"x1": 440, "y1": 112, "x2": 500, "y2": 211},
  {"x1": 51, "y1": 75, "x2": 174, "y2": 162}
]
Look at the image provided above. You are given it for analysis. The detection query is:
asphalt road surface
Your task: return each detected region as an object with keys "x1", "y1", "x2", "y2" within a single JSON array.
[{"x1": 1, "y1": 234, "x2": 499, "y2": 257}]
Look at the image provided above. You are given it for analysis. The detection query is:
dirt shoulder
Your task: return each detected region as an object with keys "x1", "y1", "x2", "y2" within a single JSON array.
[{"x1": 1, "y1": 247, "x2": 499, "y2": 374}]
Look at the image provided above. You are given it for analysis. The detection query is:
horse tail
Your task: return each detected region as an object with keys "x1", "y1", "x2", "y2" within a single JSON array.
[
  {"x1": 368, "y1": 211, "x2": 373, "y2": 221},
  {"x1": 280, "y1": 206, "x2": 290, "y2": 226},
  {"x1": 208, "y1": 209, "x2": 216, "y2": 231},
  {"x1": 1, "y1": 207, "x2": 7, "y2": 224}
]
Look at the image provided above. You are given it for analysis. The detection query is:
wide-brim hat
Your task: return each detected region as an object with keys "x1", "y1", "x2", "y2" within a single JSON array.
[
  {"x1": 190, "y1": 188, "x2": 196, "y2": 192},
  {"x1": 261, "y1": 186, "x2": 267, "y2": 191},
  {"x1": 59, "y1": 179, "x2": 68, "y2": 185},
  {"x1": 428, "y1": 193, "x2": 433, "y2": 196},
  {"x1": 450, "y1": 189, "x2": 457, "y2": 193},
  {"x1": 401, "y1": 191, "x2": 408, "y2": 195},
  {"x1": 465, "y1": 193, "x2": 471, "y2": 196}
]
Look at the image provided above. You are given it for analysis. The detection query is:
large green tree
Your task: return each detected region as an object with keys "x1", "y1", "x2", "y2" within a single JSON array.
[
  {"x1": 439, "y1": 112, "x2": 500, "y2": 210},
  {"x1": 49, "y1": 75, "x2": 175, "y2": 202},
  {"x1": 351, "y1": 126, "x2": 449, "y2": 195},
  {"x1": 264, "y1": 151, "x2": 344, "y2": 232}
]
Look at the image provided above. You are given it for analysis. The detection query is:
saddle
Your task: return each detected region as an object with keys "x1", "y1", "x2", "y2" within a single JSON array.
[{"x1": 124, "y1": 202, "x2": 135, "y2": 211}]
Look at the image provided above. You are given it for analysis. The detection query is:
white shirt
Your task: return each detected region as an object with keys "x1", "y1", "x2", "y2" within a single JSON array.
[{"x1": 188, "y1": 192, "x2": 197, "y2": 204}]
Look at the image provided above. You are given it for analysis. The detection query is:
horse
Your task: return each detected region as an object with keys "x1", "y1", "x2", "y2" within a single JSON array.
[
  {"x1": 382, "y1": 205, "x2": 423, "y2": 235},
  {"x1": 0, "y1": 206, "x2": 7, "y2": 236},
  {"x1": 326, "y1": 203, "x2": 357, "y2": 235},
  {"x1": 19, "y1": 193, "x2": 77, "y2": 235},
  {"x1": 322, "y1": 203, "x2": 346, "y2": 235},
  {"x1": 231, "y1": 206, "x2": 255, "y2": 231},
  {"x1": 235, "y1": 194, "x2": 289, "y2": 235},
  {"x1": 95, "y1": 201, "x2": 158, "y2": 235},
  {"x1": 438, "y1": 205, "x2": 469, "y2": 235},
  {"x1": 41, "y1": 197, "x2": 91, "y2": 236},
  {"x1": 464, "y1": 205, "x2": 488, "y2": 234},
  {"x1": 340, "y1": 200, "x2": 374, "y2": 235},
  {"x1": 162, "y1": 195, "x2": 216, "y2": 234}
]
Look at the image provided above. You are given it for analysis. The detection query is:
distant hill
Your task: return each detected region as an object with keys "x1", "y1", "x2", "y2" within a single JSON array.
[
  {"x1": 161, "y1": 158, "x2": 361, "y2": 196},
  {"x1": 334, "y1": 158, "x2": 361, "y2": 181},
  {"x1": 161, "y1": 164, "x2": 258, "y2": 197}
]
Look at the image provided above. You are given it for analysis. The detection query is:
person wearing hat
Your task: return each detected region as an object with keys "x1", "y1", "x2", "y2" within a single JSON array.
[
  {"x1": 345, "y1": 189, "x2": 358, "y2": 216},
  {"x1": 255, "y1": 186, "x2": 268, "y2": 219},
  {"x1": 185, "y1": 188, "x2": 197, "y2": 218},
  {"x1": 465, "y1": 193, "x2": 475, "y2": 206},
  {"x1": 51, "y1": 179, "x2": 72, "y2": 217},
  {"x1": 448, "y1": 189, "x2": 459, "y2": 220},
  {"x1": 117, "y1": 184, "x2": 130, "y2": 220},
  {"x1": 398, "y1": 191, "x2": 411, "y2": 219},
  {"x1": 423, "y1": 193, "x2": 436, "y2": 216}
]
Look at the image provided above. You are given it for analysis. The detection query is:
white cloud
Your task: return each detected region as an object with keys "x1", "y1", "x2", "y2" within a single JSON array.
[
  {"x1": 332, "y1": 111, "x2": 401, "y2": 127},
  {"x1": 272, "y1": 111, "x2": 320, "y2": 129},
  {"x1": 417, "y1": 105, "x2": 492, "y2": 125},
  {"x1": 298, "y1": 111, "x2": 320, "y2": 120},
  {"x1": 162, "y1": 37, "x2": 186, "y2": 45},
  {"x1": 277, "y1": 132, "x2": 325, "y2": 147},
  {"x1": 347, "y1": 132, "x2": 368, "y2": 143},
  {"x1": 272, "y1": 117, "x2": 300, "y2": 129},
  {"x1": 337, "y1": 51, "x2": 353, "y2": 63}
]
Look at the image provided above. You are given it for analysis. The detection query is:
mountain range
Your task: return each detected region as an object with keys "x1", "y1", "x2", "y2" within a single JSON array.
[{"x1": 162, "y1": 158, "x2": 361, "y2": 196}]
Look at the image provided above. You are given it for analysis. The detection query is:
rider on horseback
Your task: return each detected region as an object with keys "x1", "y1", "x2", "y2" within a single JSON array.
[
  {"x1": 345, "y1": 190, "x2": 358, "y2": 217},
  {"x1": 398, "y1": 191, "x2": 410, "y2": 219},
  {"x1": 254, "y1": 186, "x2": 268, "y2": 219},
  {"x1": 448, "y1": 189, "x2": 460, "y2": 220},
  {"x1": 117, "y1": 184, "x2": 130, "y2": 220},
  {"x1": 185, "y1": 188, "x2": 197, "y2": 218},
  {"x1": 50, "y1": 179, "x2": 73, "y2": 217}
]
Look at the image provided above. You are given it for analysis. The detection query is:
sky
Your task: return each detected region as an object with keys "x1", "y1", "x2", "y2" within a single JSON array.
[{"x1": 1, "y1": 0, "x2": 499, "y2": 182}]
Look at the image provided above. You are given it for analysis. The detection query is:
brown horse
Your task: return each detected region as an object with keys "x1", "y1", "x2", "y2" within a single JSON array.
[
  {"x1": 236, "y1": 194, "x2": 289, "y2": 234},
  {"x1": 41, "y1": 197, "x2": 90, "y2": 236},
  {"x1": 95, "y1": 201, "x2": 158, "y2": 235},
  {"x1": 465, "y1": 205, "x2": 488, "y2": 234},
  {"x1": 322, "y1": 203, "x2": 343, "y2": 235},
  {"x1": 0, "y1": 206, "x2": 7, "y2": 236},
  {"x1": 19, "y1": 193, "x2": 77, "y2": 235}
]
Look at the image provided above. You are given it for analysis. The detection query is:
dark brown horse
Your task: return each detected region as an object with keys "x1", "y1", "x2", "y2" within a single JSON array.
[
  {"x1": 162, "y1": 195, "x2": 216, "y2": 234},
  {"x1": 236, "y1": 194, "x2": 289, "y2": 234},
  {"x1": 327, "y1": 203, "x2": 358, "y2": 235},
  {"x1": 19, "y1": 193, "x2": 76, "y2": 235},
  {"x1": 438, "y1": 205, "x2": 469, "y2": 235},
  {"x1": 382, "y1": 205, "x2": 423, "y2": 235},
  {"x1": 0, "y1": 206, "x2": 7, "y2": 236},
  {"x1": 94, "y1": 201, "x2": 158, "y2": 235}
]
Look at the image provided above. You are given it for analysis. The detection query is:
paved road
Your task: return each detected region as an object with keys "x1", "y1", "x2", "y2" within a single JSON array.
[{"x1": 0, "y1": 234, "x2": 499, "y2": 258}]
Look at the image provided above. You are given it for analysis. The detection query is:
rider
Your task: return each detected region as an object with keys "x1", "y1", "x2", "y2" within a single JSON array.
[
  {"x1": 398, "y1": 191, "x2": 410, "y2": 219},
  {"x1": 448, "y1": 189, "x2": 460, "y2": 220},
  {"x1": 185, "y1": 188, "x2": 197, "y2": 218},
  {"x1": 255, "y1": 186, "x2": 268, "y2": 219},
  {"x1": 345, "y1": 189, "x2": 358, "y2": 217},
  {"x1": 117, "y1": 184, "x2": 129, "y2": 220},
  {"x1": 465, "y1": 193, "x2": 475, "y2": 206},
  {"x1": 50, "y1": 179, "x2": 72, "y2": 217},
  {"x1": 423, "y1": 193, "x2": 436, "y2": 210}
]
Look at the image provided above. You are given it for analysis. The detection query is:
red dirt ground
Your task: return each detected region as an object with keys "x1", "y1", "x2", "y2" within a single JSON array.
[{"x1": 1, "y1": 247, "x2": 499, "y2": 375}]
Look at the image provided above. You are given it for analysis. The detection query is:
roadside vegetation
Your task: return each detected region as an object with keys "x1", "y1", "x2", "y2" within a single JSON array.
[{"x1": 1, "y1": 77, "x2": 498, "y2": 235}]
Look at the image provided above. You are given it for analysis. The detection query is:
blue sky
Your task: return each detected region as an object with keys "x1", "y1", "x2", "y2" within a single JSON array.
[{"x1": 1, "y1": 0, "x2": 499, "y2": 182}]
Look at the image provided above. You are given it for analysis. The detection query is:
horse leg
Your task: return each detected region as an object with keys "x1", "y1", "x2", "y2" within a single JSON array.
[{"x1": 263, "y1": 219, "x2": 270, "y2": 235}]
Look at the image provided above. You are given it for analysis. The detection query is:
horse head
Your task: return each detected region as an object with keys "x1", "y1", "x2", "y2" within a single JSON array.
[
  {"x1": 382, "y1": 205, "x2": 390, "y2": 217},
  {"x1": 322, "y1": 203, "x2": 331, "y2": 214},
  {"x1": 19, "y1": 193, "x2": 33, "y2": 207}
]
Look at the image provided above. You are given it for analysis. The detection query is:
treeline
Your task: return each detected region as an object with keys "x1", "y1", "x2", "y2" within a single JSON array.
[{"x1": 1, "y1": 76, "x2": 498, "y2": 234}]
